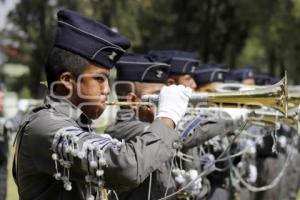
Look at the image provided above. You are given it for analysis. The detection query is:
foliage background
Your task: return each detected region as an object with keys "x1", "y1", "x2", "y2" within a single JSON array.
[{"x1": 1, "y1": 0, "x2": 300, "y2": 96}]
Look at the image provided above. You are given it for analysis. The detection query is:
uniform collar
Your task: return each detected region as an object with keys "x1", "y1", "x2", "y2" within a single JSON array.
[{"x1": 44, "y1": 95, "x2": 92, "y2": 126}]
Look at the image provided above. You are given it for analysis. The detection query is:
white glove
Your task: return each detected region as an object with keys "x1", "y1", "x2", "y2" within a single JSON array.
[{"x1": 156, "y1": 85, "x2": 192, "y2": 126}]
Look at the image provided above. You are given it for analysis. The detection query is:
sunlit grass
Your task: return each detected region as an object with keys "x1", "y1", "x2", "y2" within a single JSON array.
[{"x1": 7, "y1": 144, "x2": 18, "y2": 200}]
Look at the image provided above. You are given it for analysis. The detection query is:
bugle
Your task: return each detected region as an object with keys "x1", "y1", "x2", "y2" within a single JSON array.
[
  {"x1": 248, "y1": 110, "x2": 298, "y2": 130},
  {"x1": 142, "y1": 76, "x2": 288, "y2": 115},
  {"x1": 288, "y1": 92, "x2": 300, "y2": 108}
]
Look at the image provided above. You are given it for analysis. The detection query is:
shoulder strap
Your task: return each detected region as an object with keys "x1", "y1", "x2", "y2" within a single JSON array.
[
  {"x1": 12, "y1": 105, "x2": 46, "y2": 188},
  {"x1": 12, "y1": 120, "x2": 30, "y2": 188}
]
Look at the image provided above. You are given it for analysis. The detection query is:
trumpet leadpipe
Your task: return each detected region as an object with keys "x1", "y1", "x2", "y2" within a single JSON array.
[{"x1": 104, "y1": 101, "x2": 154, "y2": 106}]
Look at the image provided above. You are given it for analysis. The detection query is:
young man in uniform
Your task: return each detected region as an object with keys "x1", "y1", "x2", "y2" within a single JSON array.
[
  {"x1": 106, "y1": 53, "x2": 177, "y2": 199},
  {"x1": 149, "y1": 50, "x2": 198, "y2": 90},
  {"x1": 105, "y1": 54, "x2": 239, "y2": 199},
  {"x1": 13, "y1": 9, "x2": 192, "y2": 200},
  {"x1": 193, "y1": 64, "x2": 237, "y2": 200},
  {"x1": 227, "y1": 65, "x2": 256, "y2": 86},
  {"x1": 194, "y1": 64, "x2": 229, "y2": 92}
]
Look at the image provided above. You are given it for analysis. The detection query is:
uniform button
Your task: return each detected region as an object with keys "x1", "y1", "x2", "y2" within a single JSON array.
[{"x1": 172, "y1": 142, "x2": 182, "y2": 149}]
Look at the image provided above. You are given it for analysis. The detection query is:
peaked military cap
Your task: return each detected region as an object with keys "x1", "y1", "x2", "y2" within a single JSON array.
[
  {"x1": 194, "y1": 64, "x2": 229, "y2": 86},
  {"x1": 54, "y1": 9, "x2": 131, "y2": 69},
  {"x1": 228, "y1": 65, "x2": 255, "y2": 82},
  {"x1": 255, "y1": 73, "x2": 279, "y2": 85},
  {"x1": 116, "y1": 54, "x2": 170, "y2": 83},
  {"x1": 149, "y1": 50, "x2": 199, "y2": 75}
]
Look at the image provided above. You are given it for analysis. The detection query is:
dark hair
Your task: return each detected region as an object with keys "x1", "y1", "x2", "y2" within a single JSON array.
[
  {"x1": 45, "y1": 47, "x2": 90, "y2": 88},
  {"x1": 168, "y1": 74, "x2": 180, "y2": 83},
  {"x1": 115, "y1": 81, "x2": 134, "y2": 102},
  {"x1": 113, "y1": 81, "x2": 134, "y2": 109}
]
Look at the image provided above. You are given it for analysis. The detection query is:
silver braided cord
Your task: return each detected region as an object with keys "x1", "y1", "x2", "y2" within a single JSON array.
[
  {"x1": 156, "y1": 115, "x2": 294, "y2": 199},
  {"x1": 232, "y1": 146, "x2": 294, "y2": 192},
  {"x1": 51, "y1": 126, "x2": 122, "y2": 200}
]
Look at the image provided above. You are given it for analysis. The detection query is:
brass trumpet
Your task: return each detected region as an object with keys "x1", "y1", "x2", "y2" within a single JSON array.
[
  {"x1": 41, "y1": 75, "x2": 288, "y2": 115},
  {"x1": 288, "y1": 92, "x2": 300, "y2": 108},
  {"x1": 248, "y1": 110, "x2": 298, "y2": 130},
  {"x1": 141, "y1": 76, "x2": 288, "y2": 115}
]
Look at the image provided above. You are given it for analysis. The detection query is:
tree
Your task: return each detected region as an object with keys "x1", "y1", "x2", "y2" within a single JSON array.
[
  {"x1": 4, "y1": 0, "x2": 84, "y2": 97},
  {"x1": 3, "y1": 0, "x2": 300, "y2": 92}
]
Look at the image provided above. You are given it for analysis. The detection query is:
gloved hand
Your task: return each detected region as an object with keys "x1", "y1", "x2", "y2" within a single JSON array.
[{"x1": 156, "y1": 85, "x2": 192, "y2": 126}]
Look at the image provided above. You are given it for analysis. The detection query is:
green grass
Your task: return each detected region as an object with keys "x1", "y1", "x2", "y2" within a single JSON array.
[{"x1": 7, "y1": 145, "x2": 18, "y2": 200}]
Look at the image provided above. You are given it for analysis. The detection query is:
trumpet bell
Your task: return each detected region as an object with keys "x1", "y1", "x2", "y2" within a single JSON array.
[
  {"x1": 201, "y1": 76, "x2": 288, "y2": 116},
  {"x1": 142, "y1": 75, "x2": 288, "y2": 116},
  {"x1": 288, "y1": 92, "x2": 300, "y2": 108}
]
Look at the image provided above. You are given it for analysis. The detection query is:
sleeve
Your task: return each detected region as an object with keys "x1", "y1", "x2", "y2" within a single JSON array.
[
  {"x1": 104, "y1": 119, "x2": 178, "y2": 191},
  {"x1": 180, "y1": 111, "x2": 236, "y2": 149},
  {"x1": 105, "y1": 120, "x2": 150, "y2": 141},
  {"x1": 27, "y1": 111, "x2": 179, "y2": 192}
]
